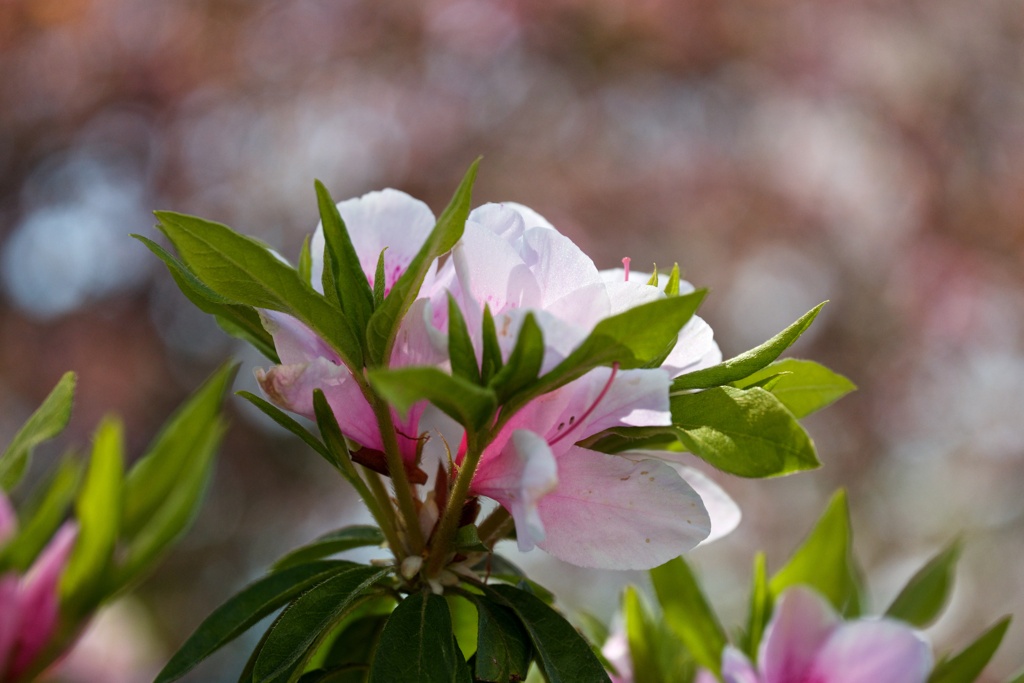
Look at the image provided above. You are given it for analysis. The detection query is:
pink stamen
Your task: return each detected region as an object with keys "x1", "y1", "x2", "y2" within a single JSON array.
[
  {"x1": 622, "y1": 257, "x2": 631, "y2": 282},
  {"x1": 549, "y1": 363, "x2": 619, "y2": 447}
]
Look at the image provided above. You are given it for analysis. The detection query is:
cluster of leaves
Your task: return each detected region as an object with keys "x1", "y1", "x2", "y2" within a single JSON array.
[
  {"x1": 613, "y1": 491, "x2": 1015, "y2": 683},
  {"x1": 0, "y1": 364, "x2": 233, "y2": 681}
]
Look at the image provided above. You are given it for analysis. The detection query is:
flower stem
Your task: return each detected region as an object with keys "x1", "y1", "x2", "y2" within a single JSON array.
[
  {"x1": 361, "y1": 468, "x2": 402, "y2": 554},
  {"x1": 368, "y1": 396, "x2": 424, "y2": 556}
]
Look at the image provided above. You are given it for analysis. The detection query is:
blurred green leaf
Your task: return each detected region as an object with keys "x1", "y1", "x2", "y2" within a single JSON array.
[
  {"x1": 317, "y1": 180, "x2": 375, "y2": 343},
  {"x1": 468, "y1": 594, "x2": 532, "y2": 683},
  {"x1": 650, "y1": 556, "x2": 728, "y2": 677},
  {"x1": 0, "y1": 371, "x2": 76, "y2": 491},
  {"x1": 671, "y1": 386, "x2": 819, "y2": 477},
  {"x1": 368, "y1": 366, "x2": 497, "y2": 431},
  {"x1": 60, "y1": 416, "x2": 124, "y2": 614},
  {"x1": 255, "y1": 566, "x2": 391, "y2": 683},
  {"x1": 447, "y1": 593, "x2": 479, "y2": 662},
  {"x1": 155, "y1": 560, "x2": 360, "y2": 683},
  {"x1": 152, "y1": 211, "x2": 362, "y2": 368},
  {"x1": 369, "y1": 591, "x2": 471, "y2": 683},
  {"x1": 367, "y1": 159, "x2": 479, "y2": 366},
  {"x1": 0, "y1": 457, "x2": 82, "y2": 573},
  {"x1": 623, "y1": 587, "x2": 664, "y2": 683},
  {"x1": 672, "y1": 303, "x2": 825, "y2": 392},
  {"x1": 272, "y1": 526, "x2": 385, "y2": 571},
  {"x1": 732, "y1": 359, "x2": 855, "y2": 418},
  {"x1": 484, "y1": 583, "x2": 611, "y2": 683},
  {"x1": 740, "y1": 552, "x2": 771, "y2": 659},
  {"x1": 770, "y1": 490, "x2": 862, "y2": 617},
  {"x1": 134, "y1": 235, "x2": 279, "y2": 362},
  {"x1": 448, "y1": 294, "x2": 481, "y2": 385},
  {"x1": 885, "y1": 540, "x2": 962, "y2": 628},
  {"x1": 928, "y1": 616, "x2": 1011, "y2": 683},
  {"x1": 489, "y1": 313, "x2": 544, "y2": 403}
]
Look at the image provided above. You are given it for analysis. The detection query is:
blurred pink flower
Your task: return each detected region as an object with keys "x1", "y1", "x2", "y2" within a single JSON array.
[
  {"x1": 0, "y1": 494, "x2": 78, "y2": 683},
  {"x1": 696, "y1": 586, "x2": 933, "y2": 683}
]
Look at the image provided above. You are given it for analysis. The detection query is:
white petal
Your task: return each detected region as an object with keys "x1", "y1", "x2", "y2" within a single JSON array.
[
  {"x1": 662, "y1": 316, "x2": 722, "y2": 376},
  {"x1": 809, "y1": 619, "x2": 933, "y2": 683},
  {"x1": 258, "y1": 310, "x2": 340, "y2": 366},
  {"x1": 719, "y1": 646, "x2": 761, "y2": 683}
]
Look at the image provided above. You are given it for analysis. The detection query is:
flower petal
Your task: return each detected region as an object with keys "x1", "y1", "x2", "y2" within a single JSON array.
[
  {"x1": 309, "y1": 188, "x2": 437, "y2": 295},
  {"x1": 808, "y1": 619, "x2": 933, "y2": 683},
  {"x1": 10, "y1": 523, "x2": 77, "y2": 679},
  {"x1": 470, "y1": 430, "x2": 558, "y2": 552},
  {"x1": 0, "y1": 575, "x2": 19, "y2": 678},
  {"x1": 259, "y1": 310, "x2": 341, "y2": 366},
  {"x1": 0, "y1": 493, "x2": 15, "y2": 545},
  {"x1": 759, "y1": 586, "x2": 840, "y2": 683},
  {"x1": 535, "y1": 448, "x2": 710, "y2": 569},
  {"x1": 662, "y1": 316, "x2": 722, "y2": 377},
  {"x1": 719, "y1": 646, "x2": 762, "y2": 683}
]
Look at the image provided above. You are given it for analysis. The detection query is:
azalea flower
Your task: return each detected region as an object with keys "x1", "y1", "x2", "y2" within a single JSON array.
[
  {"x1": 696, "y1": 586, "x2": 933, "y2": 683},
  {"x1": 0, "y1": 493, "x2": 78, "y2": 683}
]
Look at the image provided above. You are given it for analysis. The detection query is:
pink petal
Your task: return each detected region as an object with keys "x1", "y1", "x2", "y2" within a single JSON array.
[
  {"x1": 469, "y1": 430, "x2": 558, "y2": 552},
  {"x1": 258, "y1": 310, "x2": 341, "y2": 366},
  {"x1": 547, "y1": 368, "x2": 671, "y2": 445},
  {"x1": 309, "y1": 188, "x2": 437, "y2": 296},
  {"x1": 760, "y1": 586, "x2": 840, "y2": 683},
  {"x1": 808, "y1": 619, "x2": 932, "y2": 683},
  {"x1": 10, "y1": 523, "x2": 77, "y2": 679},
  {"x1": 601, "y1": 630, "x2": 633, "y2": 683},
  {"x1": 534, "y1": 447, "x2": 710, "y2": 569},
  {"x1": 451, "y1": 223, "x2": 542, "y2": 317},
  {"x1": 720, "y1": 646, "x2": 762, "y2": 683}
]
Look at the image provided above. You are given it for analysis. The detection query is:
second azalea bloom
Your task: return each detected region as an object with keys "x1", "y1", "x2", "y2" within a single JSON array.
[{"x1": 700, "y1": 586, "x2": 933, "y2": 683}]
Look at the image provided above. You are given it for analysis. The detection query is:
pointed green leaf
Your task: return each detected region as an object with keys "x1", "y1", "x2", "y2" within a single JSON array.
[
  {"x1": 316, "y1": 180, "x2": 375, "y2": 340},
  {"x1": 623, "y1": 587, "x2": 665, "y2": 683},
  {"x1": 672, "y1": 303, "x2": 826, "y2": 392},
  {"x1": 272, "y1": 526, "x2": 386, "y2": 571},
  {"x1": 368, "y1": 367, "x2": 497, "y2": 431},
  {"x1": 489, "y1": 313, "x2": 544, "y2": 402},
  {"x1": 255, "y1": 566, "x2": 391, "y2": 683},
  {"x1": 369, "y1": 591, "x2": 470, "y2": 683},
  {"x1": 645, "y1": 267, "x2": 659, "y2": 287},
  {"x1": 480, "y1": 305, "x2": 503, "y2": 385},
  {"x1": 237, "y1": 391, "x2": 334, "y2": 466},
  {"x1": 671, "y1": 386, "x2": 819, "y2": 477},
  {"x1": 373, "y1": 249, "x2": 388, "y2": 308},
  {"x1": 928, "y1": 616, "x2": 1011, "y2": 683},
  {"x1": 470, "y1": 594, "x2": 532, "y2": 683},
  {"x1": 740, "y1": 552, "x2": 771, "y2": 658},
  {"x1": 885, "y1": 540, "x2": 961, "y2": 628},
  {"x1": 134, "y1": 234, "x2": 278, "y2": 362},
  {"x1": 155, "y1": 560, "x2": 360, "y2": 683},
  {"x1": 0, "y1": 457, "x2": 82, "y2": 573},
  {"x1": 448, "y1": 294, "x2": 481, "y2": 385},
  {"x1": 770, "y1": 490, "x2": 862, "y2": 616},
  {"x1": 153, "y1": 211, "x2": 362, "y2": 368},
  {"x1": 367, "y1": 159, "x2": 480, "y2": 366},
  {"x1": 60, "y1": 416, "x2": 124, "y2": 614},
  {"x1": 298, "y1": 235, "x2": 313, "y2": 285},
  {"x1": 651, "y1": 556, "x2": 728, "y2": 676},
  {"x1": 311, "y1": 390, "x2": 370, "y2": 493},
  {"x1": 664, "y1": 264, "x2": 681, "y2": 297},
  {"x1": 484, "y1": 583, "x2": 611, "y2": 683},
  {"x1": 732, "y1": 358, "x2": 855, "y2": 418},
  {"x1": 1, "y1": 371, "x2": 76, "y2": 491}
]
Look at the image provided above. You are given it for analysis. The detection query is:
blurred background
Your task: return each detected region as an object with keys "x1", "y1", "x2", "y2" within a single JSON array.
[{"x1": 1, "y1": 0, "x2": 1022, "y2": 680}]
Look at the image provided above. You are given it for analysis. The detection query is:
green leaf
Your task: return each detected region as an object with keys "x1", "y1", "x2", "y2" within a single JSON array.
[
  {"x1": 237, "y1": 391, "x2": 334, "y2": 466},
  {"x1": 885, "y1": 540, "x2": 962, "y2": 628},
  {"x1": 513, "y1": 292, "x2": 705, "y2": 411},
  {"x1": 155, "y1": 560, "x2": 360, "y2": 683},
  {"x1": 316, "y1": 180, "x2": 375, "y2": 342},
  {"x1": 489, "y1": 313, "x2": 544, "y2": 402},
  {"x1": 623, "y1": 587, "x2": 665, "y2": 683},
  {"x1": 672, "y1": 303, "x2": 826, "y2": 392},
  {"x1": 272, "y1": 526, "x2": 386, "y2": 571},
  {"x1": 928, "y1": 616, "x2": 1011, "y2": 683},
  {"x1": 663, "y1": 264, "x2": 681, "y2": 297},
  {"x1": 368, "y1": 367, "x2": 497, "y2": 431},
  {"x1": 732, "y1": 358, "x2": 856, "y2": 418},
  {"x1": 650, "y1": 556, "x2": 728, "y2": 676},
  {"x1": 369, "y1": 591, "x2": 471, "y2": 683},
  {"x1": 134, "y1": 234, "x2": 279, "y2": 362},
  {"x1": 122, "y1": 363, "x2": 236, "y2": 539},
  {"x1": 373, "y1": 249, "x2": 387, "y2": 308},
  {"x1": 770, "y1": 490, "x2": 862, "y2": 617},
  {"x1": 0, "y1": 457, "x2": 82, "y2": 573},
  {"x1": 298, "y1": 235, "x2": 313, "y2": 285},
  {"x1": 484, "y1": 583, "x2": 611, "y2": 683},
  {"x1": 480, "y1": 305, "x2": 504, "y2": 385},
  {"x1": 1, "y1": 371, "x2": 76, "y2": 491},
  {"x1": 113, "y1": 418, "x2": 223, "y2": 590},
  {"x1": 740, "y1": 552, "x2": 771, "y2": 659},
  {"x1": 153, "y1": 211, "x2": 362, "y2": 368},
  {"x1": 367, "y1": 159, "x2": 480, "y2": 366},
  {"x1": 447, "y1": 593, "x2": 479, "y2": 662},
  {"x1": 60, "y1": 416, "x2": 124, "y2": 614},
  {"x1": 311, "y1": 390, "x2": 369, "y2": 493},
  {"x1": 255, "y1": 566, "x2": 391, "y2": 683},
  {"x1": 448, "y1": 294, "x2": 481, "y2": 385},
  {"x1": 453, "y1": 525, "x2": 490, "y2": 553},
  {"x1": 671, "y1": 386, "x2": 819, "y2": 477},
  {"x1": 470, "y1": 594, "x2": 532, "y2": 683}
]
